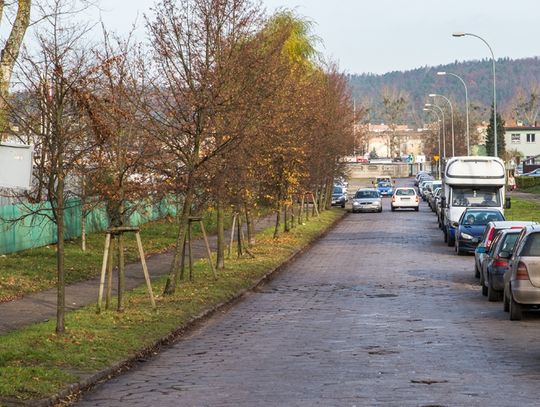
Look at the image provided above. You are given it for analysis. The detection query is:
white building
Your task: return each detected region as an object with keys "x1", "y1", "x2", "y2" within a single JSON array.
[{"x1": 505, "y1": 126, "x2": 540, "y2": 162}]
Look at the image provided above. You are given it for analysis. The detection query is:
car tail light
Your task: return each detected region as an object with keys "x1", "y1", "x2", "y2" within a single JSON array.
[
  {"x1": 493, "y1": 257, "x2": 508, "y2": 268},
  {"x1": 516, "y1": 262, "x2": 530, "y2": 280},
  {"x1": 485, "y1": 228, "x2": 495, "y2": 249},
  {"x1": 415, "y1": 196, "x2": 419, "y2": 203},
  {"x1": 391, "y1": 196, "x2": 396, "y2": 203}
]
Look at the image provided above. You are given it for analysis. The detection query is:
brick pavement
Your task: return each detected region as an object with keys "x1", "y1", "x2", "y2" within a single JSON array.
[{"x1": 74, "y1": 194, "x2": 540, "y2": 406}]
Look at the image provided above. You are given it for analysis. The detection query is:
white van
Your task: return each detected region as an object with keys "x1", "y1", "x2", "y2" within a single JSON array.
[{"x1": 441, "y1": 156, "x2": 507, "y2": 246}]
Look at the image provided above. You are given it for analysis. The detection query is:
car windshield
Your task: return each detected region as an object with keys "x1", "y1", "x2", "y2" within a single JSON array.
[
  {"x1": 461, "y1": 211, "x2": 504, "y2": 226},
  {"x1": 378, "y1": 182, "x2": 391, "y2": 187},
  {"x1": 333, "y1": 186, "x2": 343, "y2": 194},
  {"x1": 451, "y1": 187, "x2": 501, "y2": 207},
  {"x1": 396, "y1": 189, "x2": 415, "y2": 196},
  {"x1": 355, "y1": 190, "x2": 379, "y2": 199},
  {"x1": 521, "y1": 232, "x2": 540, "y2": 256}
]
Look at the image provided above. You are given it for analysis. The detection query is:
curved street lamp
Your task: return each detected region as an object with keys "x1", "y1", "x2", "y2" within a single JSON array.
[
  {"x1": 437, "y1": 71, "x2": 470, "y2": 156},
  {"x1": 453, "y1": 32, "x2": 497, "y2": 157},
  {"x1": 429, "y1": 93, "x2": 455, "y2": 157},
  {"x1": 425, "y1": 102, "x2": 446, "y2": 159},
  {"x1": 424, "y1": 108, "x2": 442, "y2": 179}
]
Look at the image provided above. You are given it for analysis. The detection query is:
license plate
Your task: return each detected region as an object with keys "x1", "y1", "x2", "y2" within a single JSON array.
[{"x1": 401, "y1": 197, "x2": 410, "y2": 200}]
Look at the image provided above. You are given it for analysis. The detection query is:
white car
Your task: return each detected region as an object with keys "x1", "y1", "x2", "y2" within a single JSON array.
[{"x1": 391, "y1": 187, "x2": 420, "y2": 211}]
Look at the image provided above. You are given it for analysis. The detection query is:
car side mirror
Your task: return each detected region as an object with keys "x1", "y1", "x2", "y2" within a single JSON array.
[
  {"x1": 452, "y1": 221, "x2": 459, "y2": 228},
  {"x1": 476, "y1": 246, "x2": 486, "y2": 254},
  {"x1": 441, "y1": 196, "x2": 446, "y2": 208},
  {"x1": 499, "y1": 250, "x2": 511, "y2": 259},
  {"x1": 505, "y1": 197, "x2": 511, "y2": 209}
]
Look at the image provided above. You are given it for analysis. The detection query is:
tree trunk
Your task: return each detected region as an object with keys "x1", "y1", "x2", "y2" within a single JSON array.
[
  {"x1": 273, "y1": 203, "x2": 281, "y2": 239},
  {"x1": 164, "y1": 178, "x2": 194, "y2": 295},
  {"x1": 284, "y1": 204, "x2": 290, "y2": 232},
  {"x1": 216, "y1": 200, "x2": 225, "y2": 270},
  {"x1": 244, "y1": 203, "x2": 255, "y2": 246},
  {"x1": 117, "y1": 233, "x2": 125, "y2": 312},
  {"x1": 55, "y1": 184, "x2": 65, "y2": 334},
  {"x1": 325, "y1": 180, "x2": 333, "y2": 210},
  {"x1": 318, "y1": 184, "x2": 325, "y2": 212},
  {"x1": 0, "y1": 0, "x2": 31, "y2": 138}
]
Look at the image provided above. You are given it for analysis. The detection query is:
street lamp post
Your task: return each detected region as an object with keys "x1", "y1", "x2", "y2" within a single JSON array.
[
  {"x1": 453, "y1": 32, "x2": 497, "y2": 157},
  {"x1": 429, "y1": 94, "x2": 455, "y2": 157},
  {"x1": 437, "y1": 71, "x2": 470, "y2": 156},
  {"x1": 425, "y1": 103, "x2": 446, "y2": 159},
  {"x1": 424, "y1": 108, "x2": 442, "y2": 179}
]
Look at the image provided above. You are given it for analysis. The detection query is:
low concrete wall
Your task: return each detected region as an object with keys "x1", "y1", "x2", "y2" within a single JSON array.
[{"x1": 344, "y1": 163, "x2": 419, "y2": 179}]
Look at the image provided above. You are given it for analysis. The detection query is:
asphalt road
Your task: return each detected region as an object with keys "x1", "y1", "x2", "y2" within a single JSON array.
[{"x1": 74, "y1": 178, "x2": 540, "y2": 406}]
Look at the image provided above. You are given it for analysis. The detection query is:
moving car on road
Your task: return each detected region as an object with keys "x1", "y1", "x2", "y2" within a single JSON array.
[
  {"x1": 453, "y1": 208, "x2": 505, "y2": 255},
  {"x1": 504, "y1": 225, "x2": 540, "y2": 320},
  {"x1": 331, "y1": 185, "x2": 348, "y2": 208},
  {"x1": 376, "y1": 181, "x2": 394, "y2": 197},
  {"x1": 391, "y1": 187, "x2": 419, "y2": 212},
  {"x1": 351, "y1": 189, "x2": 383, "y2": 213}
]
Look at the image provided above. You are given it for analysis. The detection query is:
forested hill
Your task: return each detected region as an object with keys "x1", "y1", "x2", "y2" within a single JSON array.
[{"x1": 348, "y1": 56, "x2": 540, "y2": 123}]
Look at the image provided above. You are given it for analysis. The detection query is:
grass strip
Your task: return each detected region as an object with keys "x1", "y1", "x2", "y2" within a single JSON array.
[
  {"x1": 0, "y1": 209, "x2": 344, "y2": 403},
  {"x1": 505, "y1": 197, "x2": 540, "y2": 222},
  {"x1": 0, "y1": 208, "x2": 252, "y2": 302}
]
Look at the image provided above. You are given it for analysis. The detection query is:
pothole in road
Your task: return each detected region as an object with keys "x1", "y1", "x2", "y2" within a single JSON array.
[
  {"x1": 411, "y1": 379, "x2": 449, "y2": 385},
  {"x1": 368, "y1": 349, "x2": 399, "y2": 355}
]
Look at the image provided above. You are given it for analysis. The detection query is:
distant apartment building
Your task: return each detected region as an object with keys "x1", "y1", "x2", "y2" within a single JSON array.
[{"x1": 360, "y1": 123, "x2": 428, "y2": 158}]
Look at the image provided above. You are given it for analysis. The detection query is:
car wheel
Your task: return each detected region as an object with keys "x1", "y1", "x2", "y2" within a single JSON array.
[
  {"x1": 378, "y1": 207, "x2": 383, "y2": 213},
  {"x1": 503, "y1": 288, "x2": 510, "y2": 312},
  {"x1": 443, "y1": 227, "x2": 448, "y2": 243},
  {"x1": 447, "y1": 230, "x2": 455, "y2": 247},
  {"x1": 474, "y1": 264, "x2": 480, "y2": 279},
  {"x1": 487, "y1": 275, "x2": 502, "y2": 302},
  {"x1": 509, "y1": 294, "x2": 523, "y2": 321},
  {"x1": 481, "y1": 281, "x2": 488, "y2": 296},
  {"x1": 414, "y1": 206, "x2": 419, "y2": 212},
  {"x1": 391, "y1": 206, "x2": 395, "y2": 212},
  {"x1": 341, "y1": 203, "x2": 345, "y2": 208}
]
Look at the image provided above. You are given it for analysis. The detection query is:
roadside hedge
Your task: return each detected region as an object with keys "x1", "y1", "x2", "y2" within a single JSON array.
[{"x1": 516, "y1": 176, "x2": 540, "y2": 189}]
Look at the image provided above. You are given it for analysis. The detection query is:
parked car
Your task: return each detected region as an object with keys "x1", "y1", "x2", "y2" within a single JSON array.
[
  {"x1": 331, "y1": 185, "x2": 348, "y2": 208},
  {"x1": 391, "y1": 187, "x2": 419, "y2": 211},
  {"x1": 414, "y1": 171, "x2": 431, "y2": 186},
  {"x1": 376, "y1": 181, "x2": 394, "y2": 197},
  {"x1": 351, "y1": 188, "x2": 382, "y2": 213},
  {"x1": 428, "y1": 187, "x2": 441, "y2": 211},
  {"x1": 479, "y1": 229, "x2": 522, "y2": 301},
  {"x1": 474, "y1": 221, "x2": 536, "y2": 279},
  {"x1": 521, "y1": 168, "x2": 540, "y2": 177},
  {"x1": 503, "y1": 225, "x2": 540, "y2": 320},
  {"x1": 453, "y1": 208, "x2": 505, "y2": 255}
]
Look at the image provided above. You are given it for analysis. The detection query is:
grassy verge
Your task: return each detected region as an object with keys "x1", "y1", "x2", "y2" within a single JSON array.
[
  {"x1": 0, "y1": 209, "x2": 344, "y2": 404},
  {"x1": 505, "y1": 197, "x2": 540, "y2": 222},
  {"x1": 0, "y1": 208, "x2": 250, "y2": 303},
  {"x1": 518, "y1": 185, "x2": 540, "y2": 195}
]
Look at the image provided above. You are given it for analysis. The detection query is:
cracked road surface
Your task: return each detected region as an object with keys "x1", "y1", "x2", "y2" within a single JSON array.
[{"x1": 75, "y1": 186, "x2": 540, "y2": 406}]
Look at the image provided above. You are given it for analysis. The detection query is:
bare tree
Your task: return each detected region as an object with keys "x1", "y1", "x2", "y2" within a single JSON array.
[
  {"x1": 144, "y1": 0, "x2": 266, "y2": 294},
  {"x1": 9, "y1": 0, "x2": 95, "y2": 333}
]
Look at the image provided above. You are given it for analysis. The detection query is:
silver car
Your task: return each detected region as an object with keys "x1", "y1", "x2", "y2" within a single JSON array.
[
  {"x1": 351, "y1": 188, "x2": 382, "y2": 213},
  {"x1": 504, "y1": 225, "x2": 540, "y2": 320}
]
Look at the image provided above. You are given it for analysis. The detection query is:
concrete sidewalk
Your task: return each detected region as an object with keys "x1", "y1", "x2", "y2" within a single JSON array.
[{"x1": 0, "y1": 215, "x2": 276, "y2": 335}]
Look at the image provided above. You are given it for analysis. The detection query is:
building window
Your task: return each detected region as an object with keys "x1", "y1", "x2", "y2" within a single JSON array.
[
  {"x1": 526, "y1": 133, "x2": 536, "y2": 143},
  {"x1": 511, "y1": 133, "x2": 521, "y2": 143}
]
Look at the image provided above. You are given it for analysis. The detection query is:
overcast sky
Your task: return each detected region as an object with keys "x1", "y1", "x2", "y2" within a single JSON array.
[{"x1": 91, "y1": 0, "x2": 540, "y2": 75}]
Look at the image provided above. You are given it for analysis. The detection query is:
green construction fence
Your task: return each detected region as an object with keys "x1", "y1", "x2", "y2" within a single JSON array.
[{"x1": 0, "y1": 197, "x2": 178, "y2": 255}]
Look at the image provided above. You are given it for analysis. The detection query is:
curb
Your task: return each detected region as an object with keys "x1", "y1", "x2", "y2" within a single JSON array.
[{"x1": 20, "y1": 210, "x2": 347, "y2": 407}]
